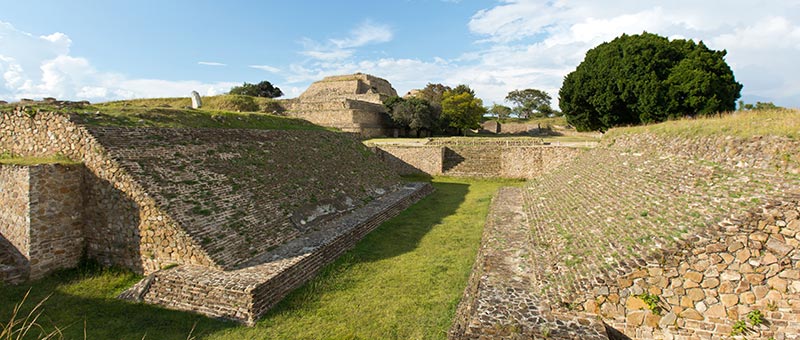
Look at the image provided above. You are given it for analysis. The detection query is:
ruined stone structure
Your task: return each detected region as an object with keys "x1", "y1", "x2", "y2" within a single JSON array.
[
  {"x1": 371, "y1": 139, "x2": 584, "y2": 179},
  {"x1": 450, "y1": 132, "x2": 800, "y2": 339},
  {"x1": 0, "y1": 107, "x2": 432, "y2": 324},
  {"x1": 0, "y1": 164, "x2": 83, "y2": 282},
  {"x1": 283, "y1": 73, "x2": 398, "y2": 137}
]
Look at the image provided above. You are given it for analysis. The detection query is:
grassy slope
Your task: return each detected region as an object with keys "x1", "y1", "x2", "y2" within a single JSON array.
[
  {"x1": 0, "y1": 97, "x2": 323, "y2": 131},
  {"x1": 0, "y1": 177, "x2": 521, "y2": 340},
  {"x1": 0, "y1": 154, "x2": 79, "y2": 166},
  {"x1": 605, "y1": 109, "x2": 800, "y2": 139}
]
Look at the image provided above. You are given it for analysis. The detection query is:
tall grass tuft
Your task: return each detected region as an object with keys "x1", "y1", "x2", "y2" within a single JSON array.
[{"x1": 0, "y1": 289, "x2": 63, "y2": 340}]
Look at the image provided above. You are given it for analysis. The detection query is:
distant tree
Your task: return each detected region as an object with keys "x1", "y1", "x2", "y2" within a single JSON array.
[
  {"x1": 488, "y1": 104, "x2": 513, "y2": 120},
  {"x1": 417, "y1": 83, "x2": 452, "y2": 133},
  {"x1": 505, "y1": 89, "x2": 553, "y2": 119},
  {"x1": 738, "y1": 100, "x2": 782, "y2": 111},
  {"x1": 560, "y1": 32, "x2": 742, "y2": 131},
  {"x1": 442, "y1": 85, "x2": 487, "y2": 136},
  {"x1": 383, "y1": 96, "x2": 438, "y2": 137},
  {"x1": 229, "y1": 81, "x2": 284, "y2": 98}
]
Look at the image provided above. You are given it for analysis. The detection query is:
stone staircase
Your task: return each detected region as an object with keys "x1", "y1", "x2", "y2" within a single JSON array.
[
  {"x1": 0, "y1": 237, "x2": 27, "y2": 284},
  {"x1": 442, "y1": 146, "x2": 502, "y2": 177}
]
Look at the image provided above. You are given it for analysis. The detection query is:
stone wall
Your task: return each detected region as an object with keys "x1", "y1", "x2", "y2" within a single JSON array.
[
  {"x1": 372, "y1": 145, "x2": 444, "y2": 175},
  {"x1": 27, "y1": 164, "x2": 84, "y2": 279},
  {"x1": 1, "y1": 107, "x2": 402, "y2": 275},
  {"x1": 1, "y1": 109, "x2": 219, "y2": 274},
  {"x1": 607, "y1": 133, "x2": 800, "y2": 174},
  {"x1": 0, "y1": 166, "x2": 29, "y2": 257},
  {"x1": 0, "y1": 164, "x2": 83, "y2": 281},
  {"x1": 374, "y1": 144, "x2": 582, "y2": 179},
  {"x1": 121, "y1": 183, "x2": 433, "y2": 324},
  {"x1": 571, "y1": 197, "x2": 800, "y2": 339}
]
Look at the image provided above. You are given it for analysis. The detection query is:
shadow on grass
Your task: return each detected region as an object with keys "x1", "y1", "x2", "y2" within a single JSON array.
[
  {"x1": 0, "y1": 264, "x2": 233, "y2": 340},
  {"x1": 260, "y1": 181, "x2": 469, "y2": 314}
]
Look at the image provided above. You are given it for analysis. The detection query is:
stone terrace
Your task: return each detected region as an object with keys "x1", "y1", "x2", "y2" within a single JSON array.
[{"x1": 451, "y1": 133, "x2": 800, "y2": 339}]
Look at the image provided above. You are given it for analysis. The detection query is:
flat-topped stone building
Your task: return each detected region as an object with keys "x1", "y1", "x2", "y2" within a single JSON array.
[{"x1": 284, "y1": 73, "x2": 398, "y2": 137}]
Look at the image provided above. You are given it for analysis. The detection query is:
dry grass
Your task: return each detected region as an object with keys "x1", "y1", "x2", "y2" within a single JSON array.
[
  {"x1": 1, "y1": 290, "x2": 63, "y2": 340},
  {"x1": 605, "y1": 109, "x2": 800, "y2": 139}
]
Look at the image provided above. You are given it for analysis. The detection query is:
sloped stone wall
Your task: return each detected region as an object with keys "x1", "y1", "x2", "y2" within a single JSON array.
[
  {"x1": 573, "y1": 197, "x2": 800, "y2": 339},
  {"x1": 0, "y1": 109, "x2": 215, "y2": 274},
  {"x1": 607, "y1": 133, "x2": 800, "y2": 174}
]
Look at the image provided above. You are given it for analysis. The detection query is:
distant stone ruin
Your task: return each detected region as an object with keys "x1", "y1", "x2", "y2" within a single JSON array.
[{"x1": 283, "y1": 73, "x2": 398, "y2": 137}]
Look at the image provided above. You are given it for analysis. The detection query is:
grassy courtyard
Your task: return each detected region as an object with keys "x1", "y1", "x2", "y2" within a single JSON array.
[{"x1": 1, "y1": 177, "x2": 522, "y2": 340}]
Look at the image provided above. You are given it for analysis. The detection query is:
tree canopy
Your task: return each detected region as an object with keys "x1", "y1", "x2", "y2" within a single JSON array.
[
  {"x1": 383, "y1": 96, "x2": 438, "y2": 136},
  {"x1": 505, "y1": 89, "x2": 553, "y2": 118},
  {"x1": 559, "y1": 32, "x2": 742, "y2": 131},
  {"x1": 229, "y1": 81, "x2": 284, "y2": 98},
  {"x1": 441, "y1": 85, "x2": 486, "y2": 135},
  {"x1": 488, "y1": 104, "x2": 512, "y2": 120}
]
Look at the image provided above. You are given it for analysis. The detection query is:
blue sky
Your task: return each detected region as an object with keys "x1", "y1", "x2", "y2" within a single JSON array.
[{"x1": 1, "y1": 0, "x2": 799, "y2": 108}]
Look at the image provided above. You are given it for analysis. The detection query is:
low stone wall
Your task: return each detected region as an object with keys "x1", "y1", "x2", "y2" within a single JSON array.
[
  {"x1": 372, "y1": 145, "x2": 444, "y2": 175},
  {"x1": 0, "y1": 164, "x2": 83, "y2": 281},
  {"x1": 122, "y1": 182, "x2": 434, "y2": 325},
  {"x1": 374, "y1": 144, "x2": 582, "y2": 179}
]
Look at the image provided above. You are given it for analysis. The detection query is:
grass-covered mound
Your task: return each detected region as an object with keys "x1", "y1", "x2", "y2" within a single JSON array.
[
  {"x1": 605, "y1": 109, "x2": 799, "y2": 139},
  {"x1": 0, "y1": 96, "x2": 320, "y2": 131}
]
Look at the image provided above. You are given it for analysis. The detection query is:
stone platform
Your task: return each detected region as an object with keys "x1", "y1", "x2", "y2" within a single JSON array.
[{"x1": 121, "y1": 182, "x2": 433, "y2": 325}]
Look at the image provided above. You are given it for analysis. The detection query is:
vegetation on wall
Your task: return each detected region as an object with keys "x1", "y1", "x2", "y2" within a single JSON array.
[{"x1": 559, "y1": 32, "x2": 742, "y2": 131}]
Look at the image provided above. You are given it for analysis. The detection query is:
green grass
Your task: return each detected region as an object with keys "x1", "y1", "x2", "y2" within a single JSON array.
[
  {"x1": 605, "y1": 109, "x2": 800, "y2": 139},
  {"x1": 1, "y1": 177, "x2": 521, "y2": 340},
  {"x1": 0, "y1": 154, "x2": 79, "y2": 166},
  {"x1": 0, "y1": 97, "x2": 324, "y2": 131}
]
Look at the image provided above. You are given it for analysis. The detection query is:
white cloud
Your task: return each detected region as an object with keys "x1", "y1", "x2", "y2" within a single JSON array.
[
  {"x1": 0, "y1": 20, "x2": 238, "y2": 102},
  {"x1": 330, "y1": 20, "x2": 393, "y2": 49},
  {"x1": 198, "y1": 61, "x2": 227, "y2": 66},
  {"x1": 249, "y1": 65, "x2": 281, "y2": 73},
  {"x1": 299, "y1": 20, "x2": 393, "y2": 61}
]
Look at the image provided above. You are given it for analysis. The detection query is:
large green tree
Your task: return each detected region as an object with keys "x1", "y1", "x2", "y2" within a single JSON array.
[
  {"x1": 229, "y1": 80, "x2": 284, "y2": 98},
  {"x1": 383, "y1": 96, "x2": 438, "y2": 137},
  {"x1": 441, "y1": 85, "x2": 486, "y2": 135},
  {"x1": 559, "y1": 32, "x2": 742, "y2": 131},
  {"x1": 488, "y1": 104, "x2": 513, "y2": 120},
  {"x1": 505, "y1": 89, "x2": 553, "y2": 118}
]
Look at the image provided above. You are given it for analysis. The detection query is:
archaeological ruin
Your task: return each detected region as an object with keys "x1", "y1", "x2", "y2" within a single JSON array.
[
  {"x1": 1, "y1": 74, "x2": 799, "y2": 339},
  {"x1": 281, "y1": 73, "x2": 399, "y2": 137}
]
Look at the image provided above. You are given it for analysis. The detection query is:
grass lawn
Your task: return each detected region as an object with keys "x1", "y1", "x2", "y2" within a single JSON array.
[
  {"x1": 1, "y1": 177, "x2": 522, "y2": 340},
  {"x1": 604, "y1": 109, "x2": 800, "y2": 139}
]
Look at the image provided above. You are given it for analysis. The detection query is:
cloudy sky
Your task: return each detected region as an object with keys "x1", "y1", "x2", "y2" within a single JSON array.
[{"x1": 1, "y1": 0, "x2": 798, "y2": 108}]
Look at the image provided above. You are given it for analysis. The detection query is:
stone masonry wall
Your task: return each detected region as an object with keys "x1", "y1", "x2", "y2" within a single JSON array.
[
  {"x1": 27, "y1": 164, "x2": 84, "y2": 279},
  {"x1": 372, "y1": 145, "x2": 444, "y2": 175},
  {"x1": 0, "y1": 109, "x2": 215, "y2": 274},
  {"x1": 0, "y1": 166, "x2": 30, "y2": 257},
  {"x1": 0, "y1": 164, "x2": 84, "y2": 281},
  {"x1": 608, "y1": 133, "x2": 800, "y2": 174},
  {"x1": 374, "y1": 144, "x2": 582, "y2": 179},
  {"x1": 571, "y1": 197, "x2": 800, "y2": 339}
]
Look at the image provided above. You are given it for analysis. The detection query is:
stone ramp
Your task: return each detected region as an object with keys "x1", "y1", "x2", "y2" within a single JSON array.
[
  {"x1": 122, "y1": 182, "x2": 433, "y2": 325},
  {"x1": 450, "y1": 187, "x2": 609, "y2": 339}
]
